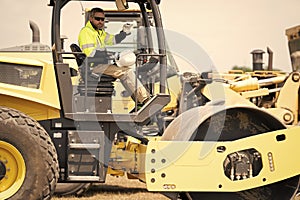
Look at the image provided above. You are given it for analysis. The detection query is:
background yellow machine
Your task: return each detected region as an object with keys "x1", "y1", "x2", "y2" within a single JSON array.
[{"x1": 1, "y1": 0, "x2": 300, "y2": 200}]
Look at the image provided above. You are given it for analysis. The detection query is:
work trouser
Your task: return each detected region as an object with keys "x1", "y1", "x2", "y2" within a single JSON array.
[{"x1": 92, "y1": 64, "x2": 150, "y2": 103}]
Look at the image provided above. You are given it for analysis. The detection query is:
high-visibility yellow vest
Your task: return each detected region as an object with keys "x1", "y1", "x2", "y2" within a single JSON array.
[{"x1": 78, "y1": 21, "x2": 115, "y2": 57}]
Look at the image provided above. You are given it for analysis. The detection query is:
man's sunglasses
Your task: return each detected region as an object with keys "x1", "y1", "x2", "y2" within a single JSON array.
[{"x1": 94, "y1": 17, "x2": 105, "y2": 21}]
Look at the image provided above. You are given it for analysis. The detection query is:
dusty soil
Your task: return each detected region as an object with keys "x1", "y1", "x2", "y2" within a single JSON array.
[{"x1": 52, "y1": 175, "x2": 170, "y2": 200}]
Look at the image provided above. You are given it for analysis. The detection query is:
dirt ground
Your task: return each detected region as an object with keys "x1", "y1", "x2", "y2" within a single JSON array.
[{"x1": 52, "y1": 175, "x2": 170, "y2": 200}]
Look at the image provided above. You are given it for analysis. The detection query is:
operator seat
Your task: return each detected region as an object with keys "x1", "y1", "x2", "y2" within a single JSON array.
[{"x1": 70, "y1": 43, "x2": 116, "y2": 97}]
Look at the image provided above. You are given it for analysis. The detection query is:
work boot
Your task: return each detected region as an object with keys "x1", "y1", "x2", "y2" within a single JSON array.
[
  {"x1": 120, "y1": 70, "x2": 150, "y2": 104},
  {"x1": 130, "y1": 97, "x2": 151, "y2": 113}
]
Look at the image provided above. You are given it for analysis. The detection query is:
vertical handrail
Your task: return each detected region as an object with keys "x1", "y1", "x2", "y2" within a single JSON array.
[
  {"x1": 149, "y1": 0, "x2": 167, "y2": 94},
  {"x1": 84, "y1": 57, "x2": 88, "y2": 111}
]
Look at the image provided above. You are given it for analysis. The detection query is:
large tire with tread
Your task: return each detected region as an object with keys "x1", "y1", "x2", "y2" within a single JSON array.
[
  {"x1": 0, "y1": 106, "x2": 59, "y2": 200},
  {"x1": 55, "y1": 183, "x2": 92, "y2": 197}
]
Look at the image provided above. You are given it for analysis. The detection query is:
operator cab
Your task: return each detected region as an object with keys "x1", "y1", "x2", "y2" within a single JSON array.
[
  {"x1": 69, "y1": 8, "x2": 155, "y2": 113},
  {"x1": 51, "y1": 0, "x2": 179, "y2": 126}
]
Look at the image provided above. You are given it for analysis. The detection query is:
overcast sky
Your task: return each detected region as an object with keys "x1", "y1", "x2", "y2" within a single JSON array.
[{"x1": 1, "y1": 0, "x2": 300, "y2": 72}]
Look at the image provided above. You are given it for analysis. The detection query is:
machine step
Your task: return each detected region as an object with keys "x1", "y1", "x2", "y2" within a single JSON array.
[{"x1": 67, "y1": 130, "x2": 105, "y2": 182}]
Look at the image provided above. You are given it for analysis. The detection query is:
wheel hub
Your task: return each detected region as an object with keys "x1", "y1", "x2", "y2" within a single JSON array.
[
  {"x1": 0, "y1": 160, "x2": 6, "y2": 181},
  {"x1": 0, "y1": 141, "x2": 26, "y2": 198}
]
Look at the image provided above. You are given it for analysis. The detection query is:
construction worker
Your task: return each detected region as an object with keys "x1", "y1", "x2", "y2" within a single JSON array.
[{"x1": 78, "y1": 7, "x2": 150, "y2": 104}]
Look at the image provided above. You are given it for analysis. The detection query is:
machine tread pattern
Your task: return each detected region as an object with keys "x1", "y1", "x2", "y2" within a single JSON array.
[{"x1": 0, "y1": 106, "x2": 59, "y2": 200}]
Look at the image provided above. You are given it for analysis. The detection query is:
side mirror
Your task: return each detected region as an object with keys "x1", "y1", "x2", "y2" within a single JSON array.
[{"x1": 116, "y1": 0, "x2": 128, "y2": 10}]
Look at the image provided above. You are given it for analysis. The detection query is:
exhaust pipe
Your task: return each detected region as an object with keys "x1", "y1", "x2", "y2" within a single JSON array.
[
  {"x1": 251, "y1": 49, "x2": 265, "y2": 71},
  {"x1": 267, "y1": 47, "x2": 273, "y2": 71},
  {"x1": 29, "y1": 20, "x2": 40, "y2": 43}
]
